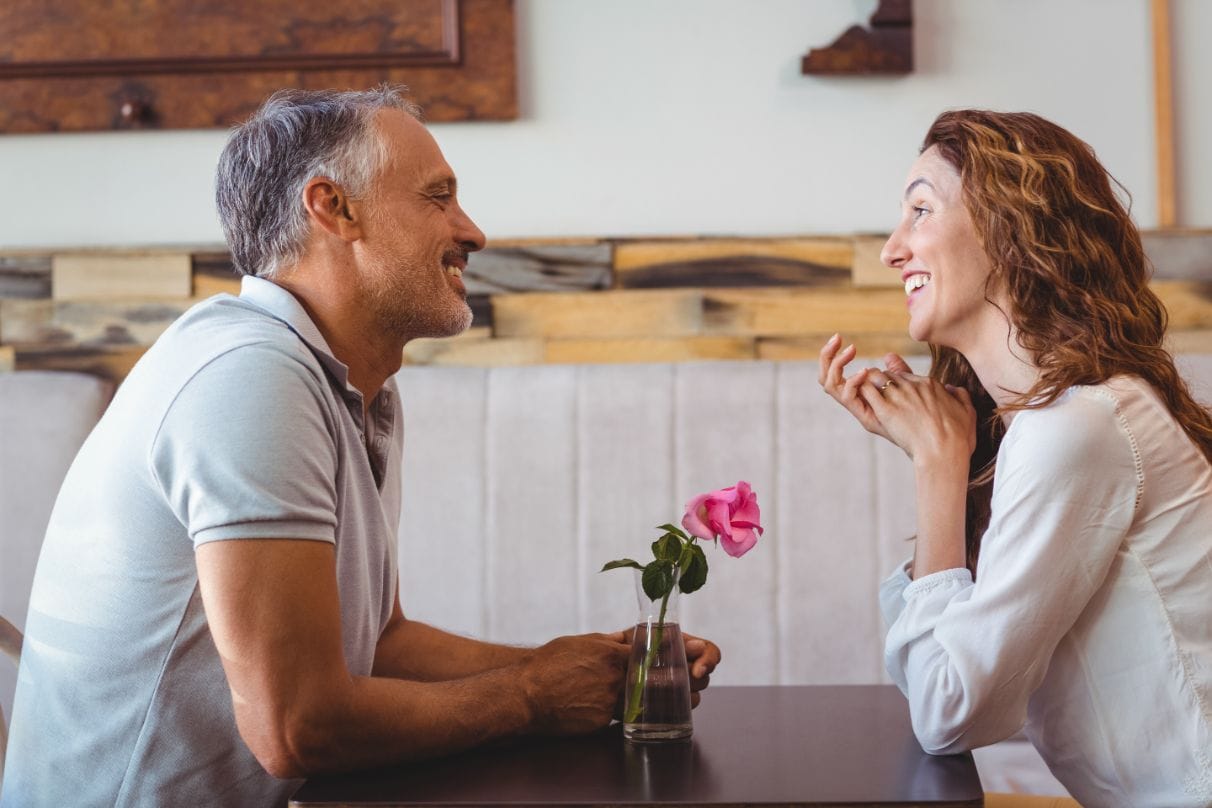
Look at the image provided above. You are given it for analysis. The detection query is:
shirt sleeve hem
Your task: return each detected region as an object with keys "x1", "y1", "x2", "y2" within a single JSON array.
[{"x1": 193, "y1": 521, "x2": 336, "y2": 545}]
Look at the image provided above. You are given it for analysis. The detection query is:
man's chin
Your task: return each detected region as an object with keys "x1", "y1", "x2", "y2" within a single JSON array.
[{"x1": 427, "y1": 302, "x2": 474, "y2": 339}]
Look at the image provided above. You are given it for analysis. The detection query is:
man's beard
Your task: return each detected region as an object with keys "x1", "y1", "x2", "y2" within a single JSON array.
[{"x1": 363, "y1": 261, "x2": 473, "y2": 341}]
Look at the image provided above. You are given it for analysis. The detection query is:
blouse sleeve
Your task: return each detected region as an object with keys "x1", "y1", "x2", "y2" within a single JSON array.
[{"x1": 884, "y1": 387, "x2": 1141, "y2": 754}]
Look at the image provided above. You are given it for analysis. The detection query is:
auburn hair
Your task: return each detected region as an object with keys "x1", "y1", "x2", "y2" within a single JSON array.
[{"x1": 920, "y1": 110, "x2": 1212, "y2": 570}]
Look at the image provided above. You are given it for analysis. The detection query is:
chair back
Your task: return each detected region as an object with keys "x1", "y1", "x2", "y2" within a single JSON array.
[{"x1": 0, "y1": 614, "x2": 22, "y2": 789}]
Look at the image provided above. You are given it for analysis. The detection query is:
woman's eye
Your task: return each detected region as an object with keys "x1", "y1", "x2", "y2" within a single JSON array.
[{"x1": 912, "y1": 205, "x2": 929, "y2": 219}]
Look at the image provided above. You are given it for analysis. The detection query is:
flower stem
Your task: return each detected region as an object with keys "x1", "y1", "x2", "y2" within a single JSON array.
[{"x1": 624, "y1": 585, "x2": 671, "y2": 724}]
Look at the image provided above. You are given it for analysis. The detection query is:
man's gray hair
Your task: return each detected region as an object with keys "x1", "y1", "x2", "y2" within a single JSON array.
[{"x1": 215, "y1": 85, "x2": 422, "y2": 278}]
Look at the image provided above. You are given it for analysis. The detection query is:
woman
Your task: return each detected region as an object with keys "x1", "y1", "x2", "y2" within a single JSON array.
[{"x1": 820, "y1": 110, "x2": 1212, "y2": 807}]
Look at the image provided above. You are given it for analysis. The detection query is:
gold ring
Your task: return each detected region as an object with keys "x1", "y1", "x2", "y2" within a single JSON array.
[{"x1": 880, "y1": 379, "x2": 894, "y2": 391}]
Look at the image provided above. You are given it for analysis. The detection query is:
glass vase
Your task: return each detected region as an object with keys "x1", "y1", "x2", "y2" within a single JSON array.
[{"x1": 622, "y1": 569, "x2": 693, "y2": 742}]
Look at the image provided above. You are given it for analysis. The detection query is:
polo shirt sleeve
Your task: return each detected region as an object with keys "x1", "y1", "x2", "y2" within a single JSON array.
[
  {"x1": 884, "y1": 388, "x2": 1140, "y2": 754},
  {"x1": 149, "y1": 341, "x2": 340, "y2": 546}
]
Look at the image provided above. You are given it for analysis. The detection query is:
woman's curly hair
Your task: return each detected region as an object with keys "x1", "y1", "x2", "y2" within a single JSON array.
[{"x1": 921, "y1": 110, "x2": 1212, "y2": 570}]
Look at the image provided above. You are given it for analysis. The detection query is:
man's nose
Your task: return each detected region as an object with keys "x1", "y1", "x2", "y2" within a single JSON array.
[{"x1": 454, "y1": 204, "x2": 486, "y2": 253}]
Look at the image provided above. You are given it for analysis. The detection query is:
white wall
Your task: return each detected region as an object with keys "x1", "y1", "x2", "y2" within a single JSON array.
[{"x1": 0, "y1": 0, "x2": 1206, "y2": 250}]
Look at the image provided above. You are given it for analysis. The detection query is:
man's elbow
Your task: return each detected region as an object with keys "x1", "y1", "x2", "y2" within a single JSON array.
[{"x1": 237, "y1": 707, "x2": 333, "y2": 780}]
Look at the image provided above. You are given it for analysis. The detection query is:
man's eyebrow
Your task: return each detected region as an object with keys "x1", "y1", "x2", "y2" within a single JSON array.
[
  {"x1": 423, "y1": 175, "x2": 457, "y2": 194},
  {"x1": 903, "y1": 177, "x2": 934, "y2": 200}
]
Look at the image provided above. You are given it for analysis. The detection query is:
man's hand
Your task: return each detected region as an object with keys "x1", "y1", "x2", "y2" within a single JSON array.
[
  {"x1": 519, "y1": 633, "x2": 630, "y2": 735},
  {"x1": 618, "y1": 627, "x2": 722, "y2": 710},
  {"x1": 683, "y1": 632, "x2": 721, "y2": 707}
]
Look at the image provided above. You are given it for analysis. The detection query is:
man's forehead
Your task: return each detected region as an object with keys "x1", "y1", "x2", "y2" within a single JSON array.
[{"x1": 376, "y1": 108, "x2": 454, "y2": 182}]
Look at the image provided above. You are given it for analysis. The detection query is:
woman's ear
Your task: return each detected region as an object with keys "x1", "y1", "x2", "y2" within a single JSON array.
[{"x1": 302, "y1": 177, "x2": 364, "y2": 241}]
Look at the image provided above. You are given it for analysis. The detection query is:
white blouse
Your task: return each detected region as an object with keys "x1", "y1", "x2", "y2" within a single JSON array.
[{"x1": 880, "y1": 376, "x2": 1212, "y2": 807}]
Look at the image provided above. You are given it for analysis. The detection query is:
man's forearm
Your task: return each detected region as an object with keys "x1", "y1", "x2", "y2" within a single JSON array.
[
  {"x1": 372, "y1": 616, "x2": 529, "y2": 681},
  {"x1": 263, "y1": 664, "x2": 534, "y2": 777}
]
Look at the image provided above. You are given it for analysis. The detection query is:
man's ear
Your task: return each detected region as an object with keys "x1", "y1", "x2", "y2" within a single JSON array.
[{"x1": 302, "y1": 177, "x2": 364, "y2": 241}]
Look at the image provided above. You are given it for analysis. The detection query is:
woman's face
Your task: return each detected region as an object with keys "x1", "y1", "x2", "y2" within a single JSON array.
[{"x1": 881, "y1": 146, "x2": 1001, "y2": 350}]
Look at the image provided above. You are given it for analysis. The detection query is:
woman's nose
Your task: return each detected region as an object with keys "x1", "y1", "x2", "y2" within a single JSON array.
[{"x1": 880, "y1": 225, "x2": 909, "y2": 269}]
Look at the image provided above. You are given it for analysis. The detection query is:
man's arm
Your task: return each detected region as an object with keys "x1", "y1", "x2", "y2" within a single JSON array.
[
  {"x1": 196, "y1": 538, "x2": 629, "y2": 779},
  {"x1": 371, "y1": 597, "x2": 529, "y2": 681}
]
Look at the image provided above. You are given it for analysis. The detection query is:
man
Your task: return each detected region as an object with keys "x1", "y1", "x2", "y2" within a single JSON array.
[{"x1": 0, "y1": 87, "x2": 720, "y2": 807}]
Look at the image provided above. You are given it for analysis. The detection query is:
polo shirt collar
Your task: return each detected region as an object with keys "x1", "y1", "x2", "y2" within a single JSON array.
[{"x1": 238, "y1": 274, "x2": 354, "y2": 394}]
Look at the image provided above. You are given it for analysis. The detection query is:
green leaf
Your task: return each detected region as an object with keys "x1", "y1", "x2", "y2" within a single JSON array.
[
  {"x1": 678, "y1": 544, "x2": 709, "y2": 594},
  {"x1": 600, "y1": 558, "x2": 643, "y2": 573},
  {"x1": 652, "y1": 533, "x2": 681, "y2": 562},
  {"x1": 655, "y1": 523, "x2": 690, "y2": 541},
  {"x1": 641, "y1": 560, "x2": 675, "y2": 601}
]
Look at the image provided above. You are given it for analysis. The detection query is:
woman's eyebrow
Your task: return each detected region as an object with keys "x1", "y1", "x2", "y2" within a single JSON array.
[{"x1": 904, "y1": 177, "x2": 935, "y2": 200}]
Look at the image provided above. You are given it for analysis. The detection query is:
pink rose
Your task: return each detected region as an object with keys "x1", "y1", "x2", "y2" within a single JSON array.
[{"x1": 681, "y1": 480, "x2": 763, "y2": 558}]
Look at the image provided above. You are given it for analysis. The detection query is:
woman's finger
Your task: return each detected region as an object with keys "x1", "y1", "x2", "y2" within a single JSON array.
[
  {"x1": 840, "y1": 365, "x2": 870, "y2": 405},
  {"x1": 822, "y1": 342, "x2": 858, "y2": 399},
  {"x1": 884, "y1": 352, "x2": 913, "y2": 375},
  {"x1": 817, "y1": 334, "x2": 842, "y2": 387}
]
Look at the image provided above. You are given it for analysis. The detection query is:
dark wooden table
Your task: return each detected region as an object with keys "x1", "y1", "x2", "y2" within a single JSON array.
[{"x1": 289, "y1": 685, "x2": 984, "y2": 807}]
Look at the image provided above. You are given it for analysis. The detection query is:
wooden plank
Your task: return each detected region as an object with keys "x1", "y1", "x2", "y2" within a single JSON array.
[
  {"x1": 0, "y1": 254, "x2": 52, "y2": 299},
  {"x1": 758, "y1": 334, "x2": 928, "y2": 360},
  {"x1": 0, "y1": 345, "x2": 14, "y2": 372},
  {"x1": 1152, "y1": 0, "x2": 1176, "y2": 228},
  {"x1": 13, "y1": 344, "x2": 146, "y2": 383},
  {"x1": 1144, "y1": 230, "x2": 1212, "y2": 280},
  {"x1": 483, "y1": 236, "x2": 602, "y2": 249},
  {"x1": 192, "y1": 252, "x2": 242, "y2": 298},
  {"x1": 614, "y1": 238, "x2": 852, "y2": 289},
  {"x1": 0, "y1": 298, "x2": 197, "y2": 347},
  {"x1": 492, "y1": 290, "x2": 703, "y2": 339},
  {"x1": 545, "y1": 336, "x2": 755, "y2": 364},
  {"x1": 704, "y1": 287, "x2": 909, "y2": 337},
  {"x1": 1167, "y1": 330, "x2": 1212, "y2": 354},
  {"x1": 402, "y1": 328, "x2": 544, "y2": 366},
  {"x1": 193, "y1": 272, "x2": 241, "y2": 299},
  {"x1": 53, "y1": 253, "x2": 192, "y2": 300},
  {"x1": 1155, "y1": 281, "x2": 1212, "y2": 329},
  {"x1": 465, "y1": 244, "x2": 612, "y2": 295},
  {"x1": 851, "y1": 235, "x2": 896, "y2": 287}
]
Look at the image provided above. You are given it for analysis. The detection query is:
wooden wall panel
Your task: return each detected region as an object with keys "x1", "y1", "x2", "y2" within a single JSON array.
[
  {"x1": 3, "y1": 230, "x2": 1212, "y2": 380},
  {"x1": 0, "y1": 0, "x2": 516, "y2": 132}
]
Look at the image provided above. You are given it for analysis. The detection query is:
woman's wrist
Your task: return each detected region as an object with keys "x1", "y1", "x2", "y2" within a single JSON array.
[{"x1": 911, "y1": 451, "x2": 970, "y2": 578}]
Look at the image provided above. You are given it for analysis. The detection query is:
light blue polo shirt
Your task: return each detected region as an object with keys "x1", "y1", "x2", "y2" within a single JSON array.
[{"x1": 2, "y1": 277, "x2": 400, "y2": 808}]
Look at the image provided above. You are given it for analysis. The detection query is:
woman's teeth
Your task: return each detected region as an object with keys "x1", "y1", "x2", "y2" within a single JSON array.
[{"x1": 904, "y1": 274, "x2": 930, "y2": 295}]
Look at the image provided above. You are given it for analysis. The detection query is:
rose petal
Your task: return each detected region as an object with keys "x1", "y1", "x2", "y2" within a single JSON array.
[
  {"x1": 706, "y1": 499, "x2": 734, "y2": 540},
  {"x1": 732, "y1": 492, "x2": 762, "y2": 533},
  {"x1": 711, "y1": 484, "x2": 740, "y2": 505},
  {"x1": 681, "y1": 493, "x2": 715, "y2": 540},
  {"x1": 720, "y1": 526, "x2": 758, "y2": 558}
]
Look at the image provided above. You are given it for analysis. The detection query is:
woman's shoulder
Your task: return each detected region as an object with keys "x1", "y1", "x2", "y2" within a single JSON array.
[
  {"x1": 1011, "y1": 378, "x2": 1130, "y2": 433},
  {"x1": 1015, "y1": 376, "x2": 1157, "y2": 429},
  {"x1": 1001, "y1": 378, "x2": 1146, "y2": 471}
]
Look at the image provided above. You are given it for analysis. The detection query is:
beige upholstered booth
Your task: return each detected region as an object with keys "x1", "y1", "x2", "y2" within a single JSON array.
[{"x1": 5, "y1": 357, "x2": 1211, "y2": 793}]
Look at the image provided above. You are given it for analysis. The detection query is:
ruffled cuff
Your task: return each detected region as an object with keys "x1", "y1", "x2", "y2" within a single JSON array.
[
  {"x1": 903, "y1": 566, "x2": 973, "y2": 600},
  {"x1": 879, "y1": 557, "x2": 914, "y2": 627}
]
